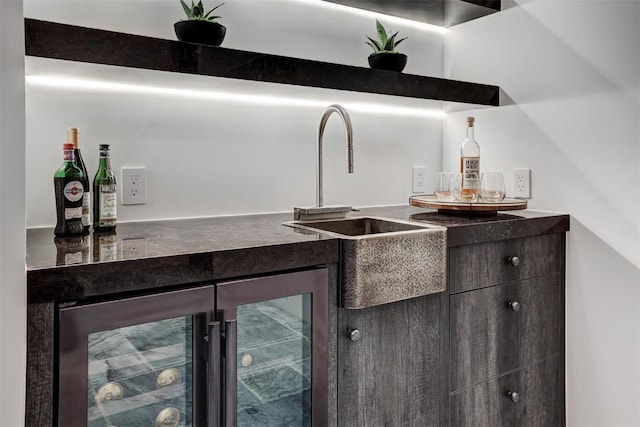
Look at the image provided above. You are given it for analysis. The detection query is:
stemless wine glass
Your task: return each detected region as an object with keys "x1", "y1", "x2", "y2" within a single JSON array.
[
  {"x1": 479, "y1": 172, "x2": 506, "y2": 202},
  {"x1": 434, "y1": 172, "x2": 461, "y2": 202},
  {"x1": 459, "y1": 172, "x2": 479, "y2": 202}
]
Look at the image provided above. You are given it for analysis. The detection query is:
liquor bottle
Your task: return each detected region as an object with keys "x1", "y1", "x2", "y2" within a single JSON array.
[
  {"x1": 54, "y1": 143, "x2": 86, "y2": 236},
  {"x1": 92, "y1": 230, "x2": 118, "y2": 262},
  {"x1": 54, "y1": 235, "x2": 89, "y2": 266},
  {"x1": 93, "y1": 144, "x2": 117, "y2": 231},
  {"x1": 68, "y1": 128, "x2": 90, "y2": 233},
  {"x1": 460, "y1": 116, "x2": 480, "y2": 201}
]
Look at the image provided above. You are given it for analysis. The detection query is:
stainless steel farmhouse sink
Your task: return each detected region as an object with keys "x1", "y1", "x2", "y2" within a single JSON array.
[{"x1": 284, "y1": 217, "x2": 447, "y2": 308}]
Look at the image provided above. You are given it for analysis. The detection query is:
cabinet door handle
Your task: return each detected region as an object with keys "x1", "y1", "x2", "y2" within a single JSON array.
[
  {"x1": 507, "y1": 391, "x2": 520, "y2": 403},
  {"x1": 508, "y1": 301, "x2": 521, "y2": 312},
  {"x1": 223, "y1": 320, "x2": 237, "y2": 427},
  {"x1": 508, "y1": 256, "x2": 521, "y2": 266},
  {"x1": 348, "y1": 328, "x2": 361, "y2": 342},
  {"x1": 208, "y1": 321, "x2": 221, "y2": 427}
]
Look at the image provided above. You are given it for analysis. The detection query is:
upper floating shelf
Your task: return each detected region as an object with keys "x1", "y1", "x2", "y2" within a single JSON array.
[
  {"x1": 323, "y1": 0, "x2": 501, "y2": 27},
  {"x1": 24, "y1": 19, "x2": 499, "y2": 107}
]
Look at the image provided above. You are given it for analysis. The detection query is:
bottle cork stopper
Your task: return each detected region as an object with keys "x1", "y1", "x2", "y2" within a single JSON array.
[
  {"x1": 466, "y1": 117, "x2": 475, "y2": 126},
  {"x1": 67, "y1": 127, "x2": 79, "y2": 147}
]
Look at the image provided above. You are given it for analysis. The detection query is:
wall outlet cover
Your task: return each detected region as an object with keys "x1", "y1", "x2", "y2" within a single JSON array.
[
  {"x1": 513, "y1": 168, "x2": 531, "y2": 198},
  {"x1": 412, "y1": 166, "x2": 426, "y2": 193},
  {"x1": 122, "y1": 167, "x2": 146, "y2": 205}
]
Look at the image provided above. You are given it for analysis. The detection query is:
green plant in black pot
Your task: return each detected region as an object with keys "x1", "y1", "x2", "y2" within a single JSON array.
[
  {"x1": 366, "y1": 20, "x2": 408, "y2": 72},
  {"x1": 174, "y1": 0, "x2": 226, "y2": 46}
]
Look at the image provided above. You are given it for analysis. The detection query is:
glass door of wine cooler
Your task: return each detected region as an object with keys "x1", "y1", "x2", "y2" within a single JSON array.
[
  {"x1": 58, "y1": 286, "x2": 215, "y2": 427},
  {"x1": 215, "y1": 268, "x2": 328, "y2": 427}
]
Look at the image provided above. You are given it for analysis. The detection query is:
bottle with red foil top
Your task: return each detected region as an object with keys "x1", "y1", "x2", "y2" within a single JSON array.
[{"x1": 54, "y1": 143, "x2": 86, "y2": 236}]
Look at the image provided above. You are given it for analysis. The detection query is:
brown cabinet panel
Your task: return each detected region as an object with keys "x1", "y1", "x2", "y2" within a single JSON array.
[
  {"x1": 449, "y1": 275, "x2": 563, "y2": 392},
  {"x1": 337, "y1": 294, "x2": 441, "y2": 426},
  {"x1": 449, "y1": 234, "x2": 564, "y2": 293},
  {"x1": 450, "y1": 356, "x2": 564, "y2": 427}
]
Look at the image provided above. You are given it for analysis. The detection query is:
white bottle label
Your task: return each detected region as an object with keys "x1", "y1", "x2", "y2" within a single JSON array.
[
  {"x1": 63, "y1": 180, "x2": 84, "y2": 202},
  {"x1": 98, "y1": 235, "x2": 118, "y2": 262},
  {"x1": 99, "y1": 185, "x2": 117, "y2": 220},
  {"x1": 65, "y1": 251, "x2": 83, "y2": 265},
  {"x1": 461, "y1": 156, "x2": 480, "y2": 178},
  {"x1": 64, "y1": 206, "x2": 83, "y2": 220},
  {"x1": 81, "y1": 192, "x2": 90, "y2": 227}
]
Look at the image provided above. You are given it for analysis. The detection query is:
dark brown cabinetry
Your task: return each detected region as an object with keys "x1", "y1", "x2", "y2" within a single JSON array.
[
  {"x1": 444, "y1": 233, "x2": 566, "y2": 426},
  {"x1": 337, "y1": 293, "x2": 442, "y2": 426},
  {"x1": 450, "y1": 356, "x2": 563, "y2": 426}
]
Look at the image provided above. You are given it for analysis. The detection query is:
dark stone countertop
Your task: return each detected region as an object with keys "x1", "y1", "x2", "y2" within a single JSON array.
[{"x1": 26, "y1": 205, "x2": 569, "y2": 304}]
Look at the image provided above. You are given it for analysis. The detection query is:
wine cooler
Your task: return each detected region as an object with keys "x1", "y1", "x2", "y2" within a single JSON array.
[{"x1": 58, "y1": 268, "x2": 328, "y2": 426}]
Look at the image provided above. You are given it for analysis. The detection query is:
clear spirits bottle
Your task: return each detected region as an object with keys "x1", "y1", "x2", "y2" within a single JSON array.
[{"x1": 460, "y1": 116, "x2": 480, "y2": 201}]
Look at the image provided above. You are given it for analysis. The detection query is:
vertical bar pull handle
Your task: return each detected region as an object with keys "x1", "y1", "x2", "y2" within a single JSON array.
[
  {"x1": 208, "y1": 321, "x2": 221, "y2": 427},
  {"x1": 224, "y1": 320, "x2": 237, "y2": 427}
]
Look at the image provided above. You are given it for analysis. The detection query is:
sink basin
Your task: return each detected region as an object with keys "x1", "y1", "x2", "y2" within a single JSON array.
[
  {"x1": 289, "y1": 217, "x2": 427, "y2": 236},
  {"x1": 284, "y1": 216, "x2": 447, "y2": 308}
]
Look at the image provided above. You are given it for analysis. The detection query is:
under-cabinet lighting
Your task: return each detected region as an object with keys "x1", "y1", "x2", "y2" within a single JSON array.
[
  {"x1": 287, "y1": 0, "x2": 447, "y2": 34},
  {"x1": 25, "y1": 75, "x2": 444, "y2": 118}
]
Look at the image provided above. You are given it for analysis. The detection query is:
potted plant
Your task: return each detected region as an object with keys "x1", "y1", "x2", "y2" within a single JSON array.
[
  {"x1": 174, "y1": 0, "x2": 226, "y2": 46},
  {"x1": 366, "y1": 20, "x2": 408, "y2": 72}
]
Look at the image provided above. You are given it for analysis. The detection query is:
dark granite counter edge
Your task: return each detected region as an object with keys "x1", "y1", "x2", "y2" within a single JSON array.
[
  {"x1": 26, "y1": 207, "x2": 570, "y2": 304},
  {"x1": 28, "y1": 240, "x2": 340, "y2": 304},
  {"x1": 444, "y1": 214, "x2": 570, "y2": 247}
]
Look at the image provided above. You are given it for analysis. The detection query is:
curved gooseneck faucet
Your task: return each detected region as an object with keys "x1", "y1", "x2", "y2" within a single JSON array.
[{"x1": 317, "y1": 104, "x2": 354, "y2": 207}]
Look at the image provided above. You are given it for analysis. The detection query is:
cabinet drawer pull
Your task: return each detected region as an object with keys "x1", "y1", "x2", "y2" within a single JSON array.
[
  {"x1": 348, "y1": 328, "x2": 361, "y2": 342},
  {"x1": 508, "y1": 301, "x2": 521, "y2": 312},
  {"x1": 508, "y1": 256, "x2": 521, "y2": 266},
  {"x1": 507, "y1": 391, "x2": 520, "y2": 403}
]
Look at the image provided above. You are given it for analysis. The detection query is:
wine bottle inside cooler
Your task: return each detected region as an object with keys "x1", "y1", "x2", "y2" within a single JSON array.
[{"x1": 54, "y1": 143, "x2": 86, "y2": 236}]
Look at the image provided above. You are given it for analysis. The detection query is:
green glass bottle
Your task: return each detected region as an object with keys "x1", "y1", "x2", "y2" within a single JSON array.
[
  {"x1": 54, "y1": 143, "x2": 86, "y2": 236},
  {"x1": 68, "y1": 128, "x2": 91, "y2": 233},
  {"x1": 93, "y1": 144, "x2": 117, "y2": 231}
]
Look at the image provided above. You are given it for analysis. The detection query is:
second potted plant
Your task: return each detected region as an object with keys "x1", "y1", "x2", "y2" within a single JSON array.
[
  {"x1": 174, "y1": 0, "x2": 226, "y2": 46},
  {"x1": 366, "y1": 20, "x2": 408, "y2": 72}
]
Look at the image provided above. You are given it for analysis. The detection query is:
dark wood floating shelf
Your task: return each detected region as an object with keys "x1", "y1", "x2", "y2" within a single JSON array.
[
  {"x1": 24, "y1": 19, "x2": 499, "y2": 106},
  {"x1": 323, "y1": 0, "x2": 501, "y2": 27}
]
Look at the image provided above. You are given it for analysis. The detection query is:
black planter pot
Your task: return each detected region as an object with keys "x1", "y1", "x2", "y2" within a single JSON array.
[
  {"x1": 368, "y1": 53, "x2": 407, "y2": 72},
  {"x1": 174, "y1": 21, "x2": 226, "y2": 47}
]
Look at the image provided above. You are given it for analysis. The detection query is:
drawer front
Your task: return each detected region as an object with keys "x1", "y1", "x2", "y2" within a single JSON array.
[
  {"x1": 450, "y1": 356, "x2": 564, "y2": 427},
  {"x1": 449, "y1": 233, "x2": 564, "y2": 294},
  {"x1": 450, "y1": 275, "x2": 562, "y2": 392}
]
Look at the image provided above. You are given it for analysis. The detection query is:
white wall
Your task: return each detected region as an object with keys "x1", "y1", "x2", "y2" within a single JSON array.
[
  {"x1": 444, "y1": 1, "x2": 640, "y2": 425},
  {"x1": 24, "y1": 0, "x2": 445, "y2": 226},
  {"x1": 0, "y1": 0, "x2": 27, "y2": 426},
  {"x1": 19, "y1": 0, "x2": 640, "y2": 424}
]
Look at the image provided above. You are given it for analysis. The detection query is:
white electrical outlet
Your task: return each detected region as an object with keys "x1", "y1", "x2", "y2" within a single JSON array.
[
  {"x1": 513, "y1": 168, "x2": 531, "y2": 198},
  {"x1": 412, "y1": 167, "x2": 426, "y2": 193},
  {"x1": 122, "y1": 167, "x2": 146, "y2": 205}
]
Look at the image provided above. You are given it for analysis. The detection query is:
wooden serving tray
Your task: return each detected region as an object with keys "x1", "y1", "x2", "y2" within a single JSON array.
[{"x1": 410, "y1": 195, "x2": 527, "y2": 214}]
